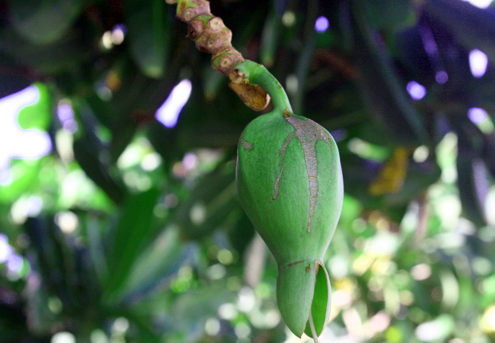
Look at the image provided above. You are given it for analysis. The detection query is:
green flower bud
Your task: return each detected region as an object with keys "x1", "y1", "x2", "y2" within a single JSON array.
[{"x1": 236, "y1": 108, "x2": 343, "y2": 338}]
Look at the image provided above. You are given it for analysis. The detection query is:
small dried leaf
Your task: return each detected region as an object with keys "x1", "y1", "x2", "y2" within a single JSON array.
[{"x1": 228, "y1": 81, "x2": 270, "y2": 111}]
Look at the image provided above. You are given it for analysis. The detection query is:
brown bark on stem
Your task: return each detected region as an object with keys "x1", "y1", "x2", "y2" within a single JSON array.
[
  {"x1": 166, "y1": 0, "x2": 269, "y2": 111},
  {"x1": 168, "y1": 0, "x2": 244, "y2": 76}
]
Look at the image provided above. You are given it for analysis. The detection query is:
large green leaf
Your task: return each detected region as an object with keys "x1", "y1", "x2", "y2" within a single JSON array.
[
  {"x1": 448, "y1": 108, "x2": 489, "y2": 227},
  {"x1": 124, "y1": 0, "x2": 169, "y2": 78},
  {"x1": 104, "y1": 188, "x2": 160, "y2": 302},
  {"x1": 174, "y1": 164, "x2": 239, "y2": 240},
  {"x1": 109, "y1": 122, "x2": 137, "y2": 164},
  {"x1": 260, "y1": 9, "x2": 282, "y2": 68},
  {"x1": 357, "y1": 0, "x2": 416, "y2": 31},
  {"x1": 8, "y1": 0, "x2": 87, "y2": 45},
  {"x1": 22, "y1": 215, "x2": 95, "y2": 321},
  {"x1": 0, "y1": 24, "x2": 92, "y2": 73},
  {"x1": 0, "y1": 160, "x2": 42, "y2": 203},
  {"x1": 423, "y1": 0, "x2": 495, "y2": 64},
  {"x1": 171, "y1": 286, "x2": 236, "y2": 331},
  {"x1": 73, "y1": 135, "x2": 126, "y2": 204},
  {"x1": 111, "y1": 226, "x2": 198, "y2": 303},
  {"x1": 457, "y1": 154, "x2": 489, "y2": 227},
  {"x1": 0, "y1": 305, "x2": 28, "y2": 342},
  {"x1": 350, "y1": 1, "x2": 428, "y2": 145}
]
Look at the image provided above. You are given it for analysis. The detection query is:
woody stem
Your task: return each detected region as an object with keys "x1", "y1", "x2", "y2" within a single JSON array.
[{"x1": 165, "y1": 0, "x2": 244, "y2": 76}]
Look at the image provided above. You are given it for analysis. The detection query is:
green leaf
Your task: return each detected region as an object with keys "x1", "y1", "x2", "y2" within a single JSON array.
[
  {"x1": 146, "y1": 121, "x2": 179, "y2": 168},
  {"x1": 73, "y1": 135, "x2": 126, "y2": 204},
  {"x1": 384, "y1": 158, "x2": 442, "y2": 207},
  {"x1": 8, "y1": 0, "x2": 87, "y2": 45},
  {"x1": 23, "y1": 215, "x2": 88, "y2": 315},
  {"x1": 350, "y1": 2, "x2": 428, "y2": 145},
  {"x1": 0, "y1": 306, "x2": 28, "y2": 342},
  {"x1": 260, "y1": 9, "x2": 282, "y2": 68},
  {"x1": 457, "y1": 154, "x2": 489, "y2": 227},
  {"x1": 0, "y1": 160, "x2": 42, "y2": 203},
  {"x1": 0, "y1": 25, "x2": 92, "y2": 73},
  {"x1": 109, "y1": 123, "x2": 137, "y2": 164},
  {"x1": 172, "y1": 286, "x2": 236, "y2": 331},
  {"x1": 304, "y1": 263, "x2": 331, "y2": 338},
  {"x1": 423, "y1": 0, "x2": 495, "y2": 64},
  {"x1": 174, "y1": 164, "x2": 239, "y2": 240},
  {"x1": 104, "y1": 188, "x2": 160, "y2": 302},
  {"x1": 357, "y1": 0, "x2": 416, "y2": 31},
  {"x1": 125, "y1": 0, "x2": 169, "y2": 78},
  {"x1": 277, "y1": 260, "x2": 331, "y2": 338},
  {"x1": 85, "y1": 214, "x2": 110, "y2": 283},
  {"x1": 110, "y1": 226, "x2": 198, "y2": 303},
  {"x1": 17, "y1": 83, "x2": 51, "y2": 130}
]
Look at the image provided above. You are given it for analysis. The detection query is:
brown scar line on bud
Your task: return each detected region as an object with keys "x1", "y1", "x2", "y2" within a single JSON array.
[
  {"x1": 271, "y1": 163, "x2": 285, "y2": 202},
  {"x1": 240, "y1": 134, "x2": 253, "y2": 150},
  {"x1": 271, "y1": 113, "x2": 334, "y2": 233},
  {"x1": 278, "y1": 260, "x2": 305, "y2": 270}
]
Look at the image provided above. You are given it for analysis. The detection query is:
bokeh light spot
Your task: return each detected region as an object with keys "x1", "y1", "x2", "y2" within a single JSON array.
[
  {"x1": 57, "y1": 100, "x2": 78, "y2": 133},
  {"x1": 182, "y1": 152, "x2": 197, "y2": 170},
  {"x1": 90, "y1": 329, "x2": 108, "y2": 343},
  {"x1": 282, "y1": 11, "x2": 296, "y2": 27},
  {"x1": 7, "y1": 253, "x2": 24, "y2": 273},
  {"x1": 218, "y1": 303, "x2": 237, "y2": 320},
  {"x1": 407, "y1": 81, "x2": 427, "y2": 100},
  {"x1": 55, "y1": 211, "x2": 79, "y2": 234},
  {"x1": 205, "y1": 317, "x2": 221, "y2": 336},
  {"x1": 111, "y1": 24, "x2": 126, "y2": 45},
  {"x1": 237, "y1": 287, "x2": 255, "y2": 312},
  {"x1": 469, "y1": 49, "x2": 488, "y2": 78},
  {"x1": 0, "y1": 234, "x2": 13, "y2": 263},
  {"x1": 156, "y1": 79, "x2": 192, "y2": 128},
  {"x1": 411, "y1": 263, "x2": 432, "y2": 281},
  {"x1": 435, "y1": 70, "x2": 449, "y2": 84},
  {"x1": 315, "y1": 16, "x2": 329, "y2": 32},
  {"x1": 464, "y1": 0, "x2": 493, "y2": 8},
  {"x1": 141, "y1": 152, "x2": 162, "y2": 171},
  {"x1": 413, "y1": 145, "x2": 429, "y2": 163},
  {"x1": 112, "y1": 317, "x2": 129, "y2": 334},
  {"x1": 51, "y1": 332, "x2": 76, "y2": 343},
  {"x1": 0, "y1": 86, "x2": 52, "y2": 182},
  {"x1": 218, "y1": 249, "x2": 234, "y2": 265},
  {"x1": 468, "y1": 107, "x2": 488, "y2": 124}
]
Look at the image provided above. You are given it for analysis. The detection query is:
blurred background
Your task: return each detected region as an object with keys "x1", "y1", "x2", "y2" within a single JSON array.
[{"x1": 1, "y1": 0, "x2": 495, "y2": 342}]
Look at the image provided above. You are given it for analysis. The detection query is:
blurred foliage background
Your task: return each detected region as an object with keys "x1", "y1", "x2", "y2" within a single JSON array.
[{"x1": 1, "y1": 0, "x2": 495, "y2": 342}]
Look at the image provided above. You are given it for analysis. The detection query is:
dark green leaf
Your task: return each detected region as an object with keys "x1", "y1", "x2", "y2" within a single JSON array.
[
  {"x1": 357, "y1": 0, "x2": 416, "y2": 31},
  {"x1": 423, "y1": 0, "x2": 495, "y2": 64},
  {"x1": 109, "y1": 123, "x2": 137, "y2": 164},
  {"x1": 112, "y1": 226, "x2": 197, "y2": 303},
  {"x1": 73, "y1": 136, "x2": 126, "y2": 204},
  {"x1": 0, "y1": 24, "x2": 92, "y2": 73},
  {"x1": 260, "y1": 9, "x2": 282, "y2": 68},
  {"x1": 174, "y1": 164, "x2": 239, "y2": 240},
  {"x1": 124, "y1": 0, "x2": 169, "y2": 78},
  {"x1": 104, "y1": 188, "x2": 160, "y2": 302},
  {"x1": 0, "y1": 305, "x2": 28, "y2": 342},
  {"x1": 8, "y1": 0, "x2": 87, "y2": 45},
  {"x1": 350, "y1": 2, "x2": 428, "y2": 145},
  {"x1": 457, "y1": 154, "x2": 489, "y2": 227}
]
